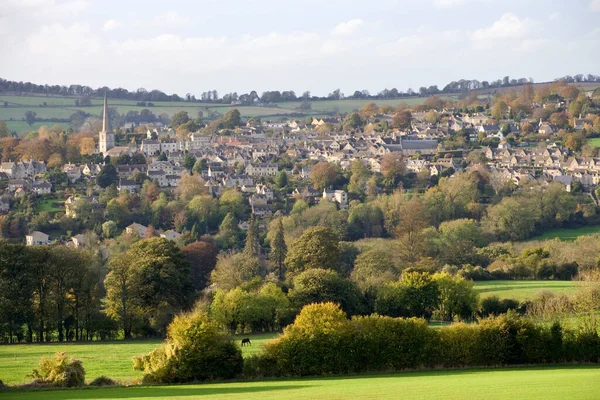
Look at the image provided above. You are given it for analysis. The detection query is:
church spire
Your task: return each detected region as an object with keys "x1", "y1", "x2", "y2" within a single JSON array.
[{"x1": 102, "y1": 92, "x2": 110, "y2": 133}]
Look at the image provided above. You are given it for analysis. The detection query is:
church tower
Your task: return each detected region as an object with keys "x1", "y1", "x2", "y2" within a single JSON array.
[{"x1": 99, "y1": 93, "x2": 115, "y2": 156}]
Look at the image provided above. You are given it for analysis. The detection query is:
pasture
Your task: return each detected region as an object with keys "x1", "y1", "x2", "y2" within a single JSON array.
[
  {"x1": 0, "y1": 333, "x2": 277, "y2": 386},
  {"x1": 474, "y1": 280, "x2": 579, "y2": 301},
  {"x1": 1, "y1": 366, "x2": 599, "y2": 400},
  {"x1": 530, "y1": 225, "x2": 600, "y2": 241},
  {"x1": 587, "y1": 137, "x2": 600, "y2": 148},
  {"x1": 0, "y1": 94, "x2": 437, "y2": 134}
]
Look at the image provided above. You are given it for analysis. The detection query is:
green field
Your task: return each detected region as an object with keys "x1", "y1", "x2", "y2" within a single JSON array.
[
  {"x1": 587, "y1": 138, "x2": 600, "y2": 148},
  {"x1": 530, "y1": 225, "x2": 600, "y2": 241},
  {"x1": 0, "y1": 94, "x2": 438, "y2": 134},
  {"x1": 1, "y1": 366, "x2": 599, "y2": 400},
  {"x1": 36, "y1": 200, "x2": 65, "y2": 213},
  {"x1": 0, "y1": 333, "x2": 277, "y2": 386},
  {"x1": 475, "y1": 280, "x2": 579, "y2": 301}
]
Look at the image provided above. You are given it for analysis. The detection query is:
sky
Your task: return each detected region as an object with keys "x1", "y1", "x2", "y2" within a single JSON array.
[{"x1": 1, "y1": 0, "x2": 599, "y2": 97}]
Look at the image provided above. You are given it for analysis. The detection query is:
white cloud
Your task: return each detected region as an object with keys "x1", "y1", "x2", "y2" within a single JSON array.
[
  {"x1": 152, "y1": 11, "x2": 191, "y2": 26},
  {"x1": 590, "y1": 0, "x2": 600, "y2": 12},
  {"x1": 103, "y1": 19, "x2": 121, "y2": 31},
  {"x1": 548, "y1": 12, "x2": 559, "y2": 21},
  {"x1": 433, "y1": 0, "x2": 467, "y2": 8},
  {"x1": 472, "y1": 13, "x2": 538, "y2": 41},
  {"x1": 332, "y1": 19, "x2": 363, "y2": 35}
]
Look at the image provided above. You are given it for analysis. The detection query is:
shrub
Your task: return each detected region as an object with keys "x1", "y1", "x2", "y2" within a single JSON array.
[
  {"x1": 29, "y1": 352, "x2": 85, "y2": 387},
  {"x1": 88, "y1": 376, "x2": 118, "y2": 386},
  {"x1": 133, "y1": 311, "x2": 243, "y2": 383},
  {"x1": 480, "y1": 296, "x2": 519, "y2": 317}
]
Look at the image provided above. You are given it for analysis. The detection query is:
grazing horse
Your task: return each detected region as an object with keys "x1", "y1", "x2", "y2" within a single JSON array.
[{"x1": 241, "y1": 337, "x2": 251, "y2": 347}]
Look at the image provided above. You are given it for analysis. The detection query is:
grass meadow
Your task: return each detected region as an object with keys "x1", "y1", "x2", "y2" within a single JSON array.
[
  {"x1": 0, "y1": 94, "x2": 437, "y2": 134},
  {"x1": 0, "y1": 333, "x2": 277, "y2": 386},
  {"x1": 1, "y1": 366, "x2": 599, "y2": 400},
  {"x1": 529, "y1": 225, "x2": 600, "y2": 241},
  {"x1": 587, "y1": 137, "x2": 600, "y2": 148},
  {"x1": 474, "y1": 280, "x2": 579, "y2": 301}
]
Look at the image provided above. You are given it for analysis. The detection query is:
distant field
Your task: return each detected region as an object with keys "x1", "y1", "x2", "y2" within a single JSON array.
[
  {"x1": 587, "y1": 138, "x2": 600, "y2": 148},
  {"x1": 530, "y1": 225, "x2": 600, "y2": 241},
  {"x1": 2, "y1": 366, "x2": 599, "y2": 400},
  {"x1": 0, "y1": 332, "x2": 277, "y2": 386},
  {"x1": 474, "y1": 280, "x2": 579, "y2": 301},
  {"x1": 4, "y1": 121, "x2": 66, "y2": 135},
  {"x1": 0, "y1": 94, "x2": 438, "y2": 131}
]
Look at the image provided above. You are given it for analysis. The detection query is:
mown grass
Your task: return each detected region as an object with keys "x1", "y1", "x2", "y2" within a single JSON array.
[
  {"x1": 36, "y1": 200, "x2": 65, "y2": 213},
  {"x1": 530, "y1": 225, "x2": 600, "y2": 241},
  {"x1": 474, "y1": 280, "x2": 579, "y2": 301},
  {"x1": 1, "y1": 366, "x2": 599, "y2": 400},
  {"x1": 587, "y1": 137, "x2": 600, "y2": 148},
  {"x1": 0, "y1": 333, "x2": 277, "y2": 386},
  {"x1": 4, "y1": 121, "x2": 66, "y2": 135}
]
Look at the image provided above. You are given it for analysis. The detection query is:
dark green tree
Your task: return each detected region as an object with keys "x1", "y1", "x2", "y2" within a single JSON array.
[{"x1": 270, "y1": 216, "x2": 287, "y2": 280}]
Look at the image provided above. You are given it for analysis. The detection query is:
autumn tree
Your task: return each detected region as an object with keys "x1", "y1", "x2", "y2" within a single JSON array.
[
  {"x1": 392, "y1": 110, "x2": 412, "y2": 130},
  {"x1": 309, "y1": 161, "x2": 337, "y2": 190},
  {"x1": 381, "y1": 153, "x2": 406, "y2": 187}
]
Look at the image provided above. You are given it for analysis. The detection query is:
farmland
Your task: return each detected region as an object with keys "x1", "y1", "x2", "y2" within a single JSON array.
[
  {"x1": 0, "y1": 94, "x2": 436, "y2": 134},
  {"x1": 474, "y1": 280, "x2": 579, "y2": 301},
  {"x1": 587, "y1": 137, "x2": 600, "y2": 148},
  {"x1": 1, "y1": 366, "x2": 599, "y2": 400},
  {"x1": 0, "y1": 333, "x2": 277, "y2": 386}
]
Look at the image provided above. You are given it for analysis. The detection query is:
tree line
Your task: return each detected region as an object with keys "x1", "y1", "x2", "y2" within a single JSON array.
[{"x1": 3, "y1": 73, "x2": 599, "y2": 105}]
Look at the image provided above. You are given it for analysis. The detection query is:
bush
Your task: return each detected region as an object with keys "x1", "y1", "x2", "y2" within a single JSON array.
[
  {"x1": 133, "y1": 311, "x2": 243, "y2": 383},
  {"x1": 88, "y1": 376, "x2": 118, "y2": 386},
  {"x1": 248, "y1": 304, "x2": 600, "y2": 378},
  {"x1": 480, "y1": 296, "x2": 520, "y2": 317},
  {"x1": 29, "y1": 352, "x2": 85, "y2": 387}
]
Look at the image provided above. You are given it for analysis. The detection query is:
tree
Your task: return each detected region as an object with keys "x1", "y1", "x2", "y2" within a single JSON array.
[
  {"x1": 274, "y1": 170, "x2": 288, "y2": 189},
  {"x1": 289, "y1": 269, "x2": 365, "y2": 316},
  {"x1": 491, "y1": 100, "x2": 508, "y2": 120},
  {"x1": 432, "y1": 272, "x2": 479, "y2": 321},
  {"x1": 381, "y1": 153, "x2": 406, "y2": 186},
  {"x1": 182, "y1": 241, "x2": 219, "y2": 291},
  {"x1": 285, "y1": 226, "x2": 341, "y2": 276},
  {"x1": 182, "y1": 154, "x2": 196, "y2": 171},
  {"x1": 0, "y1": 121, "x2": 11, "y2": 138},
  {"x1": 434, "y1": 219, "x2": 483, "y2": 266},
  {"x1": 309, "y1": 162, "x2": 337, "y2": 190},
  {"x1": 170, "y1": 111, "x2": 190, "y2": 128},
  {"x1": 222, "y1": 109, "x2": 241, "y2": 128},
  {"x1": 392, "y1": 110, "x2": 412, "y2": 130},
  {"x1": 270, "y1": 216, "x2": 287, "y2": 280},
  {"x1": 25, "y1": 111, "x2": 37, "y2": 126},
  {"x1": 104, "y1": 238, "x2": 194, "y2": 336},
  {"x1": 210, "y1": 252, "x2": 262, "y2": 290},
  {"x1": 244, "y1": 215, "x2": 261, "y2": 257},
  {"x1": 96, "y1": 164, "x2": 118, "y2": 188},
  {"x1": 347, "y1": 203, "x2": 384, "y2": 240},
  {"x1": 133, "y1": 311, "x2": 243, "y2": 383},
  {"x1": 396, "y1": 197, "x2": 429, "y2": 264},
  {"x1": 347, "y1": 160, "x2": 370, "y2": 198},
  {"x1": 484, "y1": 197, "x2": 537, "y2": 241},
  {"x1": 565, "y1": 133, "x2": 584, "y2": 152},
  {"x1": 342, "y1": 112, "x2": 364, "y2": 131},
  {"x1": 177, "y1": 172, "x2": 207, "y2": 200},
  {"x1": 351, "y1": 248, "x2": 398, "y2": 290}
]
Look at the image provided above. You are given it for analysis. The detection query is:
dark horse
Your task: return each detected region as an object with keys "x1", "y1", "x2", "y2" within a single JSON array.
[{"x1": 241, "y1": 338, "x2": 251, "y2": 346}]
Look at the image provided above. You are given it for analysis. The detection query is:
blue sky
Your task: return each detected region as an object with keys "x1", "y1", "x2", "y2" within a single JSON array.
[{"x1": 1, "y1": 0, "x2": 599, "y2": 97}]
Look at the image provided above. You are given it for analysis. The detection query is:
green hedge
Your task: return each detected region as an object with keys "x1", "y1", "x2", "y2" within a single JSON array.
[{"x1": 246, "y1": 303, "x2": 599, "y2": 377}]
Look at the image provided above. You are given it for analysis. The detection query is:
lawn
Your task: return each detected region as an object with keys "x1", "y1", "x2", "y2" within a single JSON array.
[
  {"x1": 36, "y1": 199, "x2": 65, "y2": 213},
  {"x1": 0, "y1": 333, "x2": 277, "y2": 386},
  {"x1": 474, "y1": 280, "x2": 579, "y2": 301},
  {"x1": 530, "y1": 225, "x2": 600, "y2": 241},
  {"x1": 4, "y1": 121, "x2": 67, "y2": 135},
  {"x1": 587, "y1": 137, "x2": 600, "y2": 148},
  {"x1": 1, "y1": 366, "x2": 599, "y2": 400}
]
